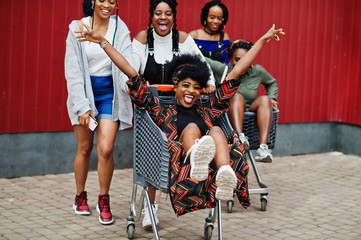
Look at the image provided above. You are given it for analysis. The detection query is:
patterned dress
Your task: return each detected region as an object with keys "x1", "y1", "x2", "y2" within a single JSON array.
[{"x1": 127, "y1": 75, "x2": 250, "y2": 216}]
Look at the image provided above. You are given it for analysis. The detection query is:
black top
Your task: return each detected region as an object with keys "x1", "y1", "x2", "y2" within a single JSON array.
[
  {"x1": 176, "y1": 104, "x2": 209, "y2": 139},
  {"x1": 143, "y1": 28, "x2": 179, "y2": 86}
]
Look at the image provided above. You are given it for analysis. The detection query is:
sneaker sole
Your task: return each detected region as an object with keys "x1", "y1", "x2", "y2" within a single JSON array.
[
  {"x1": 96, "y1": 204, "x2": 114, "y2": 225},
  {"x1": 255, "y1": 155, "x2": 273, "y2": 163},
  {"x1": 215, "y1": 167, "x2": 237, "y2": 201},
  {"x1": 142, "y1": 217, "x2": 159, "y2": 229},
  {"x1": 73, "y1": 204, "x2": 90, "y2": 215},
  {"x1": 190, "y1": 136, "x2": 216, "y2": 182}
]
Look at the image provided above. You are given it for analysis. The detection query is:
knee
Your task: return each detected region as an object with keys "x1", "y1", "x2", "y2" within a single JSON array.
[
  {"x1": 184, "y1": 123, "x2": 201, "y2": 133},
  {"x1": 210, "y1": 126, "x2": 224, "y2": 136},
  {"x1": 97, "y1": 143, "x2": 114, "y2": 160},
  {"x1": 230, "y1": 93, "x2": 245, "y2": 108},
  {"x1": 258, "y1": 95, "x2": 272, "y2": 107},
  {"x1": 233, "y1": 93, "x2": 245, "y2": 102},
  {"x1": 77, "y1": 143, "x2": 93, "y2": 158}
]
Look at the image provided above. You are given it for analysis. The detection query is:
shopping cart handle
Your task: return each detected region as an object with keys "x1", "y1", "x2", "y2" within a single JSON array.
[{"x1": 151, "y1": 84, "x2": 174, "y2": 92}]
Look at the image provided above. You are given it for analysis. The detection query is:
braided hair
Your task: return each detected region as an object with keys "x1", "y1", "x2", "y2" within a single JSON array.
[
  {"x1": 82, "y1": 0, "x2": 119, "y2": 46},
  {"x1": 83, "y1": 0, "x2": 94, "y2": 17},
  {"x1": 200, "y1": 0, "x2": 228, "y2": 32},
  {"x1": 226, "y1": 39, "x2": 254, "y2": 60},
  {"x1": 147, "y1": 0, "x2": 178, "y2": 37}
]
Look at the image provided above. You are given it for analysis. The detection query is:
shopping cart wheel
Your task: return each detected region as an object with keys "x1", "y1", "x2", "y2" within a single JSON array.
[
  {"x1": 260, "y1": 197, "x2": 267, "y2": 211},
  {"x1": 227, "y1": 200, "x2": 233, "y2": 213},
  {"x1": 127, "y1": 223, "x2": 135, "y2": 239},
  {"x1": 204, "y1": 225, "x2": 213, "y2": 240}
]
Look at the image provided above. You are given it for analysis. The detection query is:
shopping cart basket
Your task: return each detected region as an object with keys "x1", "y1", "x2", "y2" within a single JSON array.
[{"x1": 126, "y1": 86, "x2": 227, "y2": 240}]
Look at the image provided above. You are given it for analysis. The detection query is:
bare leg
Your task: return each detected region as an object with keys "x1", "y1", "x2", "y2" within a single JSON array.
[
  {"x1": 96, "y1": 119, "x2": 118, "y2": 195},
  {"x1": 228, "y1": 93, "x2": 246, "y2": 134},
  {"x1": 180, "y1": 124, "x2": 236, "y2": 201},
  {"x1": 180, "y1": 123, "x2": 212, "y2": 181},
  {"x1": 208, "y1": 126, "x2": 230, "y2": 168},
  {"x1": 73, "y1": 125, "x2": 94, "y2": 195},
  {"x1": 249, "y1": 95, "x2": 273, "y2": 144},
  {"x1": 209, "y1": 127, "x2": 237, "y2": 201},
  {"x1": 147, "y1": 188, "x2": 156, "y2": 204},
  {"x1": 179, "y1": 123, "x2": 202, "y2": 152},
  {"x1": 179, "y1": 124, "x2": 230, "y2": 168}
]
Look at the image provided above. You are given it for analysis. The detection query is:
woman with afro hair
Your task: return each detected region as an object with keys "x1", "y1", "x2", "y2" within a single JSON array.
[{"x1": 76, "y1": 20, "x2": 284, "y2": 224}]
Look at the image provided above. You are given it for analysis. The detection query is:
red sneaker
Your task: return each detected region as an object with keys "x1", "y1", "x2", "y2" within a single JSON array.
[
  {"x1": 96, "y1": 194, "x2": 114, "y2": 225},
  {"x1": 73, "y1": 191, "x2": 91, "y2": 215}
]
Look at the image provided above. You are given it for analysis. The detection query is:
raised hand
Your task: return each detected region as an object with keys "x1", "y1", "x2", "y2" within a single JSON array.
[{"x1": 262, "y1": 24, "x2": 285, "y2": 43}]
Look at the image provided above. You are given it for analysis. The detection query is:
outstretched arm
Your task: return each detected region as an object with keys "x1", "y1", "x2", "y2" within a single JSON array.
[
  {"x1": 226, "y1": 24, "x2": 285, "y2": 81},
  {"x1": 75, "y1": 24, "x2": 138, "y2": 79}
]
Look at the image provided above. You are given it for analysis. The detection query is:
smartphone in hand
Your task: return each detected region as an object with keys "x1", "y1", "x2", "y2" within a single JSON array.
[{"x1": 89, "y1": 116, "x2": 98, "y2": 131}]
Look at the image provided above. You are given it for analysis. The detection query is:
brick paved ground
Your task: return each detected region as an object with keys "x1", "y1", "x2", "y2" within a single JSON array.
[{"x1": 1, "y1": 152, "x2": 361, "y2": 240}]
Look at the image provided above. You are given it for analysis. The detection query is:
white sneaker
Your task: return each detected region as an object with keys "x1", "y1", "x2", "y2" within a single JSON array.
[
  {"x1": 255, "y1": 144, "x2": 273, "y2": 163},
  {"x1": 142, "y1": 203, "x2": 159, "y2": 229},
  {"x1": 186, "y1": 136, "x2": 216, "y2": 182},
  {"x1": 215, "y1": 165, "x2": 237, "y2": 201},
  {"x1": 239, "y1": 133, "x2": 250, "y2": 151}
]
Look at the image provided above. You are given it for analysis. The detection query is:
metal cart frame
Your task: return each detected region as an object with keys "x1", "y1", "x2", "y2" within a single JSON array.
[
  {"x1": 218, "y1": 107, "x2": 279, "y2": 212},
  {"x1": 126, "y1": 106, "x2": 224, "y2": 240}
]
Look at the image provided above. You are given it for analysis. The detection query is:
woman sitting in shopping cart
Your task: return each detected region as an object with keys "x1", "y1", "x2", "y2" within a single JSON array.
[{"x1": 76, "y1": 24, "x2": 284, "y2": 216}]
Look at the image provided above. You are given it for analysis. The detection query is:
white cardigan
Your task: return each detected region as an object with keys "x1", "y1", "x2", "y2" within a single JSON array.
[{"x1": 64, "y1": 15, "x2": 135, "y2": 130}]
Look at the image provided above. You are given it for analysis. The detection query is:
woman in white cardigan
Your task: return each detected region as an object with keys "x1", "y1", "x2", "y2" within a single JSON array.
[{"x1": 64, "y1": 0, "x2": 135, "y2": 225}]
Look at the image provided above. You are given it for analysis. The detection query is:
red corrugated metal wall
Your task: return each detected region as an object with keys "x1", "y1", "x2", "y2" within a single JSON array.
[{"x1": 1, "y1": 0, "x2": 360, "y2": 133}]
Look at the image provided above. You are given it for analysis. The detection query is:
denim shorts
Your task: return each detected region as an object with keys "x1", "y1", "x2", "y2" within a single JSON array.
[{"x1": 90, "y1": 75, "x2": 114, "y2": 120}]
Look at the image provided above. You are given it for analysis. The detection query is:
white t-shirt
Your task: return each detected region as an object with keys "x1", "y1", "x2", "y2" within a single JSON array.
[
  {"x1": 83, "y1": 17, "x2": 115, "y2": 76},
  {"x1": 132, "y1": 30, "x2": 215, "y2": 85}
]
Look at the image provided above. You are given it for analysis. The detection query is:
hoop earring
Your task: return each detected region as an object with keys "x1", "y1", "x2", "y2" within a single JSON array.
[
  {"x1": 204, "y1": 21, "x2": 207, "y2": 26},
  {"x1": 92, "y1": 4, "x2": 94, "y2": 9}
]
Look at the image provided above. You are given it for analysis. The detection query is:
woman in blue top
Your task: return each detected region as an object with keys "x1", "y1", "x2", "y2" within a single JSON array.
[{"x1": 189, "y1": 0, "x2": 230, "y2": 64}]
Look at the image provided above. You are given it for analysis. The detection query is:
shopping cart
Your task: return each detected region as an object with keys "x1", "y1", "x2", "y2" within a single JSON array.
[
  {"x1": 218, "y1": 107, "x2": 279, "y2": 212},
  {"x1": 126, "y1": 86, "x2": 228, "y2": 240}
]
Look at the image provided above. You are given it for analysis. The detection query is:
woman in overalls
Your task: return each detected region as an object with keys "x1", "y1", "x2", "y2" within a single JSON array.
[{"x1": 131, "y1": 0, "x2": 216, "y2": 228}]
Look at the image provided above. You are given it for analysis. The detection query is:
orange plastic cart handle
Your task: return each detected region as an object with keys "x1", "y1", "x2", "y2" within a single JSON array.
[{"x1": 151, "y1": 84, "x2": 174, "y2": 92}]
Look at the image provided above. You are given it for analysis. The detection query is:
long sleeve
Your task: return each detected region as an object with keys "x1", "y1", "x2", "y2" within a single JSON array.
[
  {"x1": 113, "y1": 19, "x2": 136, "y2": 93},
  {"x1": 257, "y1": 65, "x2": 278, "y2": 101},
  {"x1": 64, "y1": 27, "x2": 91, "y2": 116},
  {"x1": 127, "y1": 75, "x2": 164, "y2": 124},
  {"x1": 209, "y1": 78, "x2": 241, "y2": 117}
]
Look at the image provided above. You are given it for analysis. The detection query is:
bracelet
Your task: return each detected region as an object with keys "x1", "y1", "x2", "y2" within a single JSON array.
[{"x1": 99, "y1": 41, "x2": 108, "y2": 49}]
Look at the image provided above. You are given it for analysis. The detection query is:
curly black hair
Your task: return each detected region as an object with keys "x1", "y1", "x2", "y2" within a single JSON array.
[
  {"x1": 166, "y1": 54, "x2": 210, "y2": 89},
  {"x1": 148, "y1": 0, "x2": 178, "y2": 29},
  {"x1": 226, "y1": 39, "x2": 254, "y2": 59},
  {"x1": 200, "y1": 0, "x2": 228, "y2": 32}
]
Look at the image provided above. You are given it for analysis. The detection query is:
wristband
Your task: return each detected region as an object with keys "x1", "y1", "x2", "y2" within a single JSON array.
[{"x1": 100, "y1": 41, "x2": 108, "y2": 49}]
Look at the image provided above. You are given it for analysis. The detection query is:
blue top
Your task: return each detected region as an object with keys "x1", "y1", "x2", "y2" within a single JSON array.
[{"x1": 194, "y1": 38, "x2": 230, "y2": 64}]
